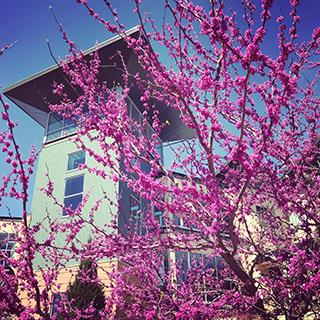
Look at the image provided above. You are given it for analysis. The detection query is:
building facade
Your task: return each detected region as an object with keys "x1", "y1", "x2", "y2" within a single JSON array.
[
  {"x1": 0, "y1": 216, "x2": 22, "y2": 266},
  {"x1": 3, "y1": 27, "x2": 196, "y2": 312}
]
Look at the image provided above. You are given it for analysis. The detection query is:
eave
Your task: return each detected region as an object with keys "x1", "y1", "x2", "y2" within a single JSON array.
[{"x1": 3, "y1": 26, "x2": 195, "y2": 142}]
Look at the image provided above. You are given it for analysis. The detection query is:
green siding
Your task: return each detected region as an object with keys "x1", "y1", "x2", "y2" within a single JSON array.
[{"x1": 30, "y1": 135, "x2": 118, "y2": 269}]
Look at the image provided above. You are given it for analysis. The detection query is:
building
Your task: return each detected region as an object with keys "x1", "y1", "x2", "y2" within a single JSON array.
[
  {"x1": 0, "y1": 216, "x2": 22, "y2": 266},
  {"x1": 3, "y1": 26, "x2": 196, "y2": 311},
  {"x1": 0, "y1": 216, "x2": 24, "y2": 319},
  {"x1": 3, "y1": 28, "x2": 299, "y2": 319}
]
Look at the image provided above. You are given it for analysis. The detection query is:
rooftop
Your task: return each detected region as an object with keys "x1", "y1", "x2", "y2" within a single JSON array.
[{"x1": 3, "y1": 26, "x2": 195, "y2": 142}]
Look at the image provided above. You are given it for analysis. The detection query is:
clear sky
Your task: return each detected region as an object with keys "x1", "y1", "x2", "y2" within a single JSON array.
[{"x1": 0, "y1": 0, "x2": 319, "y2": 216}]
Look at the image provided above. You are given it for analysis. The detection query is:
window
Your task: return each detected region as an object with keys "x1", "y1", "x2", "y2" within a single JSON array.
[
  {"x1": 0, "y1": 233, "x2": 15, "y2": 266},
  {"x1": 67, "y1": 151, "x2": 86, "y2": 171},
  {"x1": 154, "y1": 207, "x2": 165, "y2": 227},
  {"x1": 156, "y1": 142, "x2": 163, "y2": 162},
  {"x1": 175, "y1": 252, "x2": 226, "y2": 282},
  {"x1": 50, "y1": 292, "x2": 64, "y2": 318},
  {"x1": 175, "y1": 251, "x2": 205, "y2": 283},
  {"x1": 174, "y1": 252, "x2": 236, "y2": 302},
  {"x1": 175, "y1": 251, "x2": 190, "y2": 283},
  {"x1": 45, "y1": 112, "x2": 78, "y2": 142},
  {"x1": 218, "y1": 209, "x2": 231, "y2": 239},
  {"x1": 159, "y1": 253, "x2": 170, "y2": 288},
  {"x1": 127, "y1": 96, "x2": 163, "y2": 163},
  {"x1": 63, "y1": 117, "x2": 77, "y2": 136},
  {"x1": 130, "y1": 194, "x2": 141, "y2": 219},
  {"x1": 63, "y1": 175, "x2": 84, "y2": 216},
  {"x1": 47, "y1": 113, "x2": 63, "y2": 132},
  {"x1": 256, "y1": 205, "x2": 268, "y2": 227},
  {"x1": 46, "y1": 113, "x2": 63, "y2": 141},
  {"x1": 201, "y1": 256, "x2": 237, "y2": 303},
  {"x1": 130, "y1": 194, "x2": 143, "y2": 234},
  {"x1": 173, "y1": 214, "x2": 198, "y2": 230},
  {"x1": 173, "y1": 214, "x2": 181, "y2": 226}
]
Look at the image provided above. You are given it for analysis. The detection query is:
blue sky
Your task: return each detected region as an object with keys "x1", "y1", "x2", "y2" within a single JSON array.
[{"x1": 0, "y1": 0, "x2": 319, "y2": 216}]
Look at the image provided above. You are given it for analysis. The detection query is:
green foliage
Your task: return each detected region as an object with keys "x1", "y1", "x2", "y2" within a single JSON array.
[{"x1": 59, "y1": 258, "x2": 106, "y2": 320}]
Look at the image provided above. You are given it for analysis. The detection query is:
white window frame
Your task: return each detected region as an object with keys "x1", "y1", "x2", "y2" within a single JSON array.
[
  {"x1": 0, "y1": 233, "x2": 15, "y2": 265},
  {"x1": 67, "y1": 150, "x2": 86, "y2": 172},
  {"x1": 63, "y1": 174, "x2": 84, "y2": 216}
]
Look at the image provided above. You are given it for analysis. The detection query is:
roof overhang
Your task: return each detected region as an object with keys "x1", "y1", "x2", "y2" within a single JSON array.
[{"x1": 3, "y1": 26, "x2": 195, "y2": 142}]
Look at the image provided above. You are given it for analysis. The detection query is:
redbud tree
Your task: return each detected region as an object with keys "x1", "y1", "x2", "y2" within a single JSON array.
[{"x1": 0, "y1": 0, "x2": 319, "y2": 319}]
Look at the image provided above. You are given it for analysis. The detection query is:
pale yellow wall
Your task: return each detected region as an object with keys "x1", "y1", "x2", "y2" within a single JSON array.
[
  {"x1": 0, "y1": 218, "x2": 23, "y2": 234},
  {"x1": 19, "y1": 259, "x2": 118, "y2": 314},
  {"x1": 0, "y1": 218, "x2": 23, "y2": 261}
]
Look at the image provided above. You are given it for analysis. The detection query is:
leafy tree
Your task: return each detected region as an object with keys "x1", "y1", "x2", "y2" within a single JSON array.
[{"x1": 59, "y1": 258, "x2": 105, "y2": 320}]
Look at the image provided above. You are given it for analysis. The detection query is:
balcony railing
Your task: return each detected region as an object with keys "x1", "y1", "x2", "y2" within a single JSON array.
[
  {"x1": 127, "y1": 96, "x2": 163, "y2": 162},
  {"x1": 45, "y1": 113, "x2": 77, "y2": 142},
  {"x1": 44, "y1": 95, "x2": 163, "y2": 162}
]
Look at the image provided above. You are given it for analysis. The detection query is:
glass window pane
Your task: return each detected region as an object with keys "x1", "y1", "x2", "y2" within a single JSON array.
[
  {"x1": 126, "y1": 99, "x2": 132, "y2": 117},
  {"x1": 63, "y1": 117, "x2": 78, "y2": 135},
  {"x1": 47, "y1": 113, "x2": 63, "y2": 132},
  {"x1": 131, "y1": 103, "x2": 142, "y2": 124},
  {"x1": 204, "y1": 256, "x2": 215, "y2": 270},
  {"x1": 0, "y1": 233, "x2": 14, "y2": 257},
  {"x1": 64, "y1": 176, "x2": 84, "y2": 196},
  {"x1": 5, "y1": 243, "x2": 14, "y2": 257},
  {"x1": 215, "y1": 257, "x2": 225, "y2": 271},
  {"x1": 146, "y1": 125, "x2": 152, "y2": 140},
  {"x1": 47, "y1": 130, "x2": 61, "y2": 142},
  {"x1": 130, "y1": 194, "x2": 140, "y2": 218},
  {"x1": 173, "y1": 214, "x2": 181, "y2": 226},
  {"x1": 176, "y1": 251, "x2": 189, "y2": 282},
  {"x1": 156, "y1": 142, "x2": 163, "y2": 161},
  {"x1": 64, "y1": 117, "x2": 75, "y2": 127},
  {"x1": 63, "y1": 194, "x2": 83, "y2": 215},
  {"x1": 154, "y1": 208, "x2": 164, "y2": 227},
  {"x1": 51, "y1": 293, "x2": 63, "y2": 317},
  {"x1": 190, "y1": 253, "x2": 203, "y2": 267},
  {"x1": 83, "y1": 104, "x2": 89, "y2": 113},
  {"x1": 0, "y1": 241, "x2": 7, "y2": 250},
  {"x1": 8, "y1": 234, "x2": 15, "y2": 241},
  {"x1": 67, "y1": 151, "x2": 86, "y2": 171},
  {"x1": 0, "y1": 233, "x2": 8, "y2": 249},
  {"x1": 63, "y1": 124, "x2": 77, "y2": 136}
]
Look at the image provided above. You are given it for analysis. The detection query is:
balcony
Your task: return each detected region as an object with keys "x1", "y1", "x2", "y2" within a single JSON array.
[
  {"x1": 45, "y1": 113, "x2": 77, "y2": 143},
  {"x1": 44, "y1": 96, "x2": 163, "y2": 162}
]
